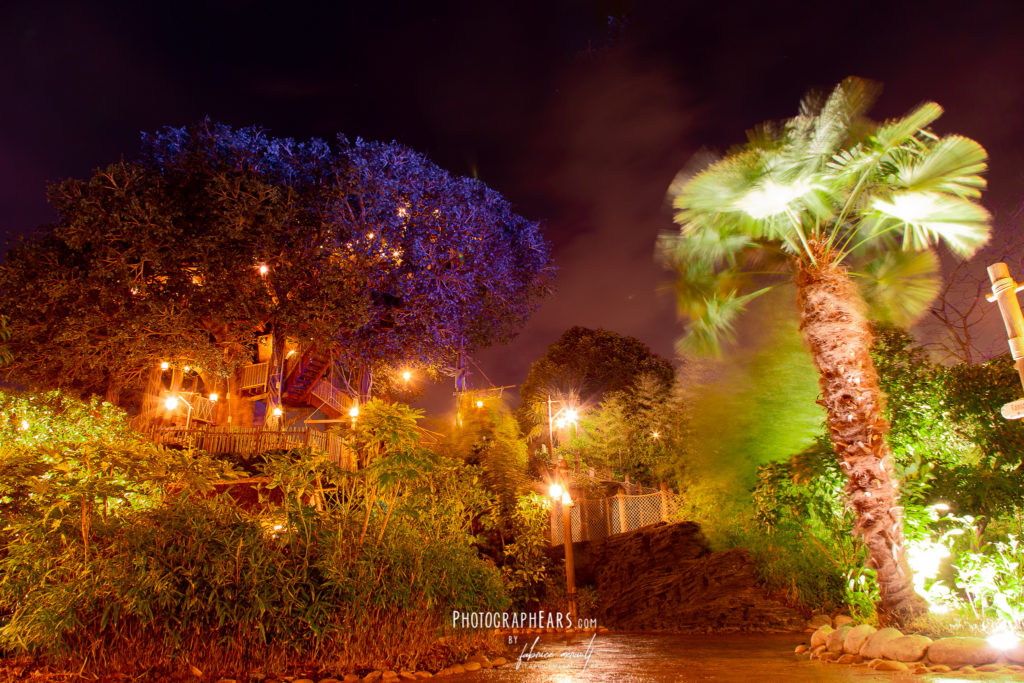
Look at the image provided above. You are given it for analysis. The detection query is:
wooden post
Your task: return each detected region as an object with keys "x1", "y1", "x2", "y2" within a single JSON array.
[
  {"x1": 660, "y1": 480, "x2": 670, "y2": 521},
  {"x1": 616, "y1": 489, "x2": 627, "y2": 534},
  {"x1": 304, "y1": 427, "x2": 311, "y2": 448},
  {"x1": 562, "y1": 501, "x2": 577, "y2": 623},
  {"x1": 604, "y1": 498, "x2": 611, "y2": 538}
]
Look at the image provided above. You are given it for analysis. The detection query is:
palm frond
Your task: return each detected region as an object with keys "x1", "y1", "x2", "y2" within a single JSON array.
[
  {"x1": 869, "y1": 192, "x2": 990, "y2": 256},
  {"x1": 894, "y1": 135, "x2": 988, "y2": 199},
  {"x1": 675, "y1": 287, "x2": 774, "y2": 357},
  {"x1": 857, "y1": 249, "x2": 941, "y2": 326}
]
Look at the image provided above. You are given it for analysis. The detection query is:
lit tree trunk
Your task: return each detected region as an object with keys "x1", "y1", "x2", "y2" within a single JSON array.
[
  {"x1": 795, "y1": 261, "x2": 928, "y2": 626},
  {"x1": 265, "y1": 325, "x2": 286, "y2": 428}
]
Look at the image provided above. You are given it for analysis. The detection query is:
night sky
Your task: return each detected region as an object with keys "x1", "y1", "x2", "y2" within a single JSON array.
[{"x1": 3, "y1": 1, "x2": 1024, "y2": 413}]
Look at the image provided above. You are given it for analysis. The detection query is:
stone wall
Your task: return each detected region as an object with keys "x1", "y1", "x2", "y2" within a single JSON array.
[{"x1": 557, "y1": 521, "x2": 804, "y2": 633}]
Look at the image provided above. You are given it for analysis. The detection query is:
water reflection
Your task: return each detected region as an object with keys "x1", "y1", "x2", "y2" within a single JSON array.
[{"x1": 458, "y1": 632, "x2": 998, "y2": 682}]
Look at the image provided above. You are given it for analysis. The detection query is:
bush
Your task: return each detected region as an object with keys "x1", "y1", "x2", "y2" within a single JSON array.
[{"x1": 0, "y1": 392, "x2": 509, "y2": 677}]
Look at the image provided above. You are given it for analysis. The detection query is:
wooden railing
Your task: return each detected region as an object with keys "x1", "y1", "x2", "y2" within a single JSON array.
[
  {"x1": 239, "y1": 362, "x2": 270, "y2": 391},
  {"x1": 162, "y1": 391, "x2": 217, "y2": 423},
  {"x1": 149, "y1": 426, "x2": 355, "y2": 469},
  {"x1": 311, "y1": 378, "x2": 348, "y2": 415}
]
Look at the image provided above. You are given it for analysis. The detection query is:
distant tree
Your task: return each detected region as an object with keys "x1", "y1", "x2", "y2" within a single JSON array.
[
  {"x1": 0, "y1": 122, "x2": 553, "y2": 421},
  {"x1": 660, "y1": 77, "x2": 990, "y2": 624},
  {"x1": 517, "y1": 326, "x2": 675, "y2": 439}
]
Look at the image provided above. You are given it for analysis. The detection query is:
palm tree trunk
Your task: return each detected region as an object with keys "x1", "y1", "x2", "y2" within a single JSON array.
[{"x1": 795, "y1": 261, "x2": 927, "y2": 626}]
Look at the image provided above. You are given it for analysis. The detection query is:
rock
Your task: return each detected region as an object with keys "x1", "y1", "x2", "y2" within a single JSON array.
[
  {"x1": 589, "y1": 522, "x2": 803, "y2": 632},
  {"x1": 810, "y1": 644, "x2": 826, "y2": 657},
  {"x1": 462, "y1": 662, "x2": 482, "y2": 672},
  {"x1": 810, "y1": 625, "x2": 833, "y2": 648},
  {"x1": 363, "y1": 673, "x2": 382, "y2": 682},
  {"x1": 319, "y1": 679, "x2": 341, "y2": 683},
  {"x1": 881, "y1": 634, "x2": 932, "y2": 662},
  {"x1": 927, "y1": 665, "x2": 951, "y2": 672},
  {"x1": 794, "y1": 644, "x2": 809, "y2": 655},
  {"x1": 449, "y1": 665, "x2": 465, "y2": 675},
  {"x1": 399, "y1": 674, "x2": 417, "y2": 681},
  {"x1": 859, "y1": 627, "x2": 904, "y2": 660},
  {"x1": 491, "y1": 657, "x2": 507, "y2": 667},
  {"x1": 927, "y1": 636, "x2": 998, "y2": 667},
  {"x1": 836, "y1": 654, "x2": 857, "y2": 664},
  {"x1": 843, "y1": 624, "x2": 876, "y2": 654},
  {"x1": 294, "y1": 679, "x2": 315, "y2": 683},
  {"x1": 977, "y1": 664, "x2": 1004, "y2": 672},
  {"x1": 466, "y1": 655, "x2": 492, "y2": 668},
  {"x1": 807, "y1": 614, "x2": 831, "y2": 629},
  {"x1": 833, "y1": 615, "x2": 854, "y2": 628},
  {"x1": 381, "y1": 673, "x2": 398, "y2": 681},
  {"x1": 826, "y1": 626, "x2": 852, "y2": 653},
  {"x1": 958, "y1": 665, "x2": 976, "y2": 674},
  {"x1": 414, "y1": 673, "x2": 432, "y2": 679},
  {"x1": 874, "y1": 660, "x2": 909, "y2": 672},
  {"x1": 819, "y1": 652, "x2": 839, "y2": 662},
  {"x1": 1007, "y1": 645, "x2": 1024, "y2": 665},
  {"x1": 216, "y1": 679, "x2": 237, "y2": 683},
  {"x1": 344, "y1": 676, "x2": 360, "y2": 683}
]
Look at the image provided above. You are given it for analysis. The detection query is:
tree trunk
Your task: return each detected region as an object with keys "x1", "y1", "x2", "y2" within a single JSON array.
[
  {"x1": 265, "y1": 325, "x2": 286, "y2": 428},
  {"x1": 795, "y1": 261, "x2": 927, "y2": 626}
]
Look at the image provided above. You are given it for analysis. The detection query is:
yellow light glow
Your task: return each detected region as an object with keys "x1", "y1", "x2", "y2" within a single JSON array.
[
  {"x1": 476, "y1": 400, "x2": 484, "y2": 408},
  {"x1": 872, "y1": 192, "x2": 940, "y2": 223},
  {"x1": 208, "y1": 393, "x2": 218, "y2": 402},
  {"x1": 164, "y1": 396, "x2": 179, "y2": 411},
  {"x1": 652, "y1": 431, "x2": 660, "y2": 439},
  {"x1": 402, "y1": 370, "x2": 412, "y2": 382},
  {"x1": 19, "y1": 420, "x2": 29, "y2": 431},
  {"x1": 555, "y1": 417, "x2": 567, "y2": 429},
  {"x1": 160, "y1": 361, "x2": 169, "y2": 370},
  {"x1": 549, "y1": 483, "x2": 563, "y2": 499},
  {"x1": 286, "y1": 349, "x2": 297, "y2": 358},
  {"x1": 183, "y1": 366, "x2": 190, "y2": 372},
  {"x1": 366, "y1": 232, "x2": 375, "y2": 239},
  {"x1": 272, "y1": 407, "x2": 283, "y2": 418},
  {"x1": 987, "y1": 629, "x2": 1021, "y2": 651},
  {"x1": 561, "y1": 491, "x2": 573, "y2": 506},
  {"x1": 349, "y1": 405, "x2": 360, "y2": 419},
  {"x1": 565, "y1": 408, "x2": 578, "y2": 422}
]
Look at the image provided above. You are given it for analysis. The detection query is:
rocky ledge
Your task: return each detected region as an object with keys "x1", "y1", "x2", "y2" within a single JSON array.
[
  {"x1": 588, "y1": 521, "x2": 804, "y2": 632},
  {"x1": 797, "y1": 619, "x2": 1024, "y2": 677}
]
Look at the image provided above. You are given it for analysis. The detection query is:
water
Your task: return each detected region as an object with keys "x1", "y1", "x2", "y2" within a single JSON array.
[{"x1": 458, "y1": 632, "x2": 1022, "y2": 682}]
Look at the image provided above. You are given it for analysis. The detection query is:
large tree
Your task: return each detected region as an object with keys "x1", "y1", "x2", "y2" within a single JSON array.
[
  {"x1": 0, "y1": 122, "x2": 553, "y2": 420},
  {"x1": 660, "y1": 77, "x2": 990, "y2": 624}
]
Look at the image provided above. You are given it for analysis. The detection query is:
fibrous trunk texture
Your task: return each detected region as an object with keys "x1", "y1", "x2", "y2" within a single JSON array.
[{"x1": 795, "y1": 261, "x2": 927, "y2": 626}]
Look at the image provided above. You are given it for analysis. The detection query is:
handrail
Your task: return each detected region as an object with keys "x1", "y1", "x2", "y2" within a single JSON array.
[
  {"x1": 149, "y1": 425, "x2": 355, "y2": 470},
  {"x1": 311, "y1": 378, "x2": 347, "y2": 414}
]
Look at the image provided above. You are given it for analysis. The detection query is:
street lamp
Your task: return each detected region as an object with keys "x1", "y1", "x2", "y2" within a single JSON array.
[
  {"x1": 164, "y1": 394, "x2": 193, "y2": 429},
  {"x1": 549, "y1": 464, "x2": 577, "y2": 624},
  {"x1": 546, "y1": 396, "x2": 580, "y2": 458}
]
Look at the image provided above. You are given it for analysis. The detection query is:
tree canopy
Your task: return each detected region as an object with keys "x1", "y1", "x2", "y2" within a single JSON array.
[
  {"x1": 0, "y1": 121, "x2": 553, "y2": 405},
  {"x1": 516, "y1": 326, "x2": 675, "y2": 436}
]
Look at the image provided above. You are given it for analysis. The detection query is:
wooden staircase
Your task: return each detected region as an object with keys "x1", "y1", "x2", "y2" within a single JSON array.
[{"x1": 283, "y1": 348, "x2": 330, "y2": 405}]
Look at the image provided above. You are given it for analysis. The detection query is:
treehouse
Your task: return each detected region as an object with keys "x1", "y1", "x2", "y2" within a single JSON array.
[{"x1": 145, "y1": 334, "x2": 358, "y2": 465}]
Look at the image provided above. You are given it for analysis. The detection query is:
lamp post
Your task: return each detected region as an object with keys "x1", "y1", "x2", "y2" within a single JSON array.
[
  {"x1": 164, "y1": 394, "x2": 193, "y2": 430},
  {"x1": 549, "y1": 461, "x2": 578, "y2": 624}
]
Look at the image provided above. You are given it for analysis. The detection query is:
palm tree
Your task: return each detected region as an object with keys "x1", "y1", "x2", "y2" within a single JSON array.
[{"x1": 660, "y1": 77, "x2": 990, "y2": 625}]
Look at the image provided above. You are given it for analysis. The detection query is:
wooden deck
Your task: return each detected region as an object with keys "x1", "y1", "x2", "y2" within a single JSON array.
[{"x1": 148, "y1": 425, "x2": 355, "y2": 469}]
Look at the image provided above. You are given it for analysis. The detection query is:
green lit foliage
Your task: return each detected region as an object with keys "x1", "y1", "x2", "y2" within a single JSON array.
[
  {"x1": 0, "y1": 315, "x2": 11, "y2": 367},
  {"x1": 500, "y1": 492, "x2": 552, "y2": 608}
]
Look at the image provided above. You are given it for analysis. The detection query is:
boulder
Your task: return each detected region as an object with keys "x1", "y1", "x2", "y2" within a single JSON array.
[
  {"x1": 807, "y1": 614, "x2": 831, "y2": 629},
  {"x1": 859, "y1": 627, "x2": 903, "y2": 660},
  {"x1": 826, "y1": 626, "x2": 852, "y2": 653},
  {"x1": 491, "y1": 657, "x2": 507, "y2": 667},
  {"x1": 977, "y1": 664, "x2": 1005, "y2": 672},
  {"x1": 833, "y1": 615, "x2": 854, "y2": 628},
  {"x1": 794, "y1": 644, "x2": 809, "y2": 655},
  {"x1": 837, "y1": 654, "x2": 860, "y2": 664},
  {"x1": 926, "y1": 637, "x2": 998, "y2": 667},
  {"x1": 810, "y1": 625, "x2": 833, "y2": 648},
  {"x1": 362, "y1": 673, "x2": 382, "y2": 682},
  {"x1": 1007, "y1": 644, "x2": 1024, "y2": 665},
  {"x1": 344, "y1": 675, "x2": 360, "y2": 683},
  {"x1": 462, "y1": 662, "x2": 481, "y2": 672},
  {"x1": 843, "y1": 624, "x2": 876, "y2": 654},
  {"x1": 881, "y1": 634, "x2": 932, "y2": 662}
]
